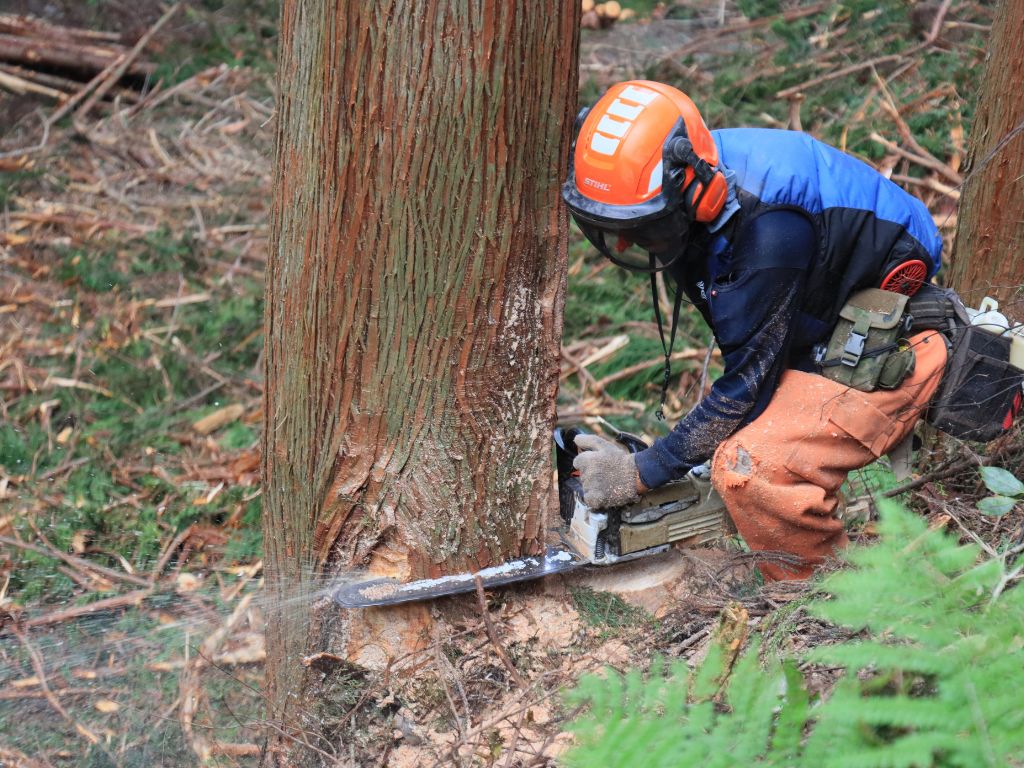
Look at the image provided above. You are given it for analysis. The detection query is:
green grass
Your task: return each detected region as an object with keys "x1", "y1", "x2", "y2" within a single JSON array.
[
  {"x1": 657, "y1": 0, "x2": 988, "y2": 163},
  {"x1": 2, "y1": 223, "x2": 263, "y2": 604},
  {"x1": 153, "y1": 0, "x2": 279, "y2": 83},
  {"x1": 0, "y1": 168, "x2": 43, "y2": 209},
  {"x1": 571, "y1": 586, "x2": 654, "y2": 636},
  {"x1": 55, "y1": 248, "x2": 130, "y2": 293},
  {"x1": 0, "y1": 588, "x2": 262, "y2": 765}
]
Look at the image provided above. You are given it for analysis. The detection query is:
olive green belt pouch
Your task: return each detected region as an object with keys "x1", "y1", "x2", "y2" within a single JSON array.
[{"x1": 816, "y1": 288, "x2": 916, "y2": 392}]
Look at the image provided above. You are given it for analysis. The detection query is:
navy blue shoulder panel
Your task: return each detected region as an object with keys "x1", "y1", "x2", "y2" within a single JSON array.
[
  {"x1": 712, "y1": 128, "x2": 942, "y2": 275},
  {"x1": 726, "y1": 208, "x2": 817, "y2": 272}
]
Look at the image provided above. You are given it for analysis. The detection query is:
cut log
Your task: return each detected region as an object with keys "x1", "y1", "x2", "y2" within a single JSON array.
[
  {"x1": 0, "y1": 67, "x2": 66, "y2": 100},
  {"x1": 0, "y1": 31, "x2": 155, "y2": 78},
  {"x1": 0, "y1": 62, "x2": 138, "y2": 104},
  {"x1": 0, "y1": 14, "x2": 123, "y2": 44},
  {"x1": 0, "y1": 63, "x2": 79, "y2": 93},
  {"x1": 595, "y1": 1, "x2": 621, "y2": 28}
]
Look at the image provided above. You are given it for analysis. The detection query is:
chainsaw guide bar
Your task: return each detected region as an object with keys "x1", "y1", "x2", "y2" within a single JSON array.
[{"x1": 331, "y1": 546, "x2": 586, "y2": 608}]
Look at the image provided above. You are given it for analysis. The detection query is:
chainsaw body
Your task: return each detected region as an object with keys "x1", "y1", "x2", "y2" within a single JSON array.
[
  {"x1": 554, "y1": 426, "x2": 731, "y2": 565},
  {"x1": 333, "y1": 427, "x2": 732, "y2": 607}
]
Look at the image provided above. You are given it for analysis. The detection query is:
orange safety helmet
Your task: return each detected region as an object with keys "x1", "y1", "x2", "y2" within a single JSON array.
[{"x1": 562, "y1": 81, "x2": 729, "y2": 272}]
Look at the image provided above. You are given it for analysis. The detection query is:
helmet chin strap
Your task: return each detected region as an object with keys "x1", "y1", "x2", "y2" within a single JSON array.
[{"x1": 648, "y1": 251, "x2": 684, "y2": 421}]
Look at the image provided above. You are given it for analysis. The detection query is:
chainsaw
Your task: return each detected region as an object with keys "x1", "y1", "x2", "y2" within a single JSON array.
[{"x1": 332, "y1": 426, "x2": 732, "y2": 608}]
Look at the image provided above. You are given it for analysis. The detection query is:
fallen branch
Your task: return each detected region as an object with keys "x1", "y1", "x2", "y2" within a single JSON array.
[
  {"x1": 474, "y1": 575, "x2": 526, "y2": 689},
  {"x1": 556, "y1": 401, "x2": 646, "y2": 422},
  {"x1": 890, "y1": 173, "x2": 960, "y2": 200},
  {"x1": 776, "y1": 0, "x2": 954, "y2": 99},
  {"x1": 0, "y1": 534, "x2": 151, "y2": 589},
  {"x1": 23, "y1": 588, "x2": 153, "y2": 629},
  {"x1": 671, "y1": 1, "x2": 833, "y2": 60},
  {"x1": 869, "y1": 132, "x2": 963, "y2": 187},
  {"x1": 881, "y1": 459, "x2": 977, "y2": 498},
  {"x1": 560, "y1": 336, "x2": 631, "y2": 390},
  {"x1": 594, "y1": 347, "x2": 718, "y2": 391},
  {"x1": 0, "y1": 14, "x2": 122, "y2": 44},
  {"x1": 10, "y1": 621, "x2": 101, "y2": 746},
  {"x1": 560, "y1": 347, "x2": 600, "y2": 395},
  {"x1": 576, "y1": 334, "x2": 630, "y2": 370},
  {"x1": 0, "y1": 32, "x2": 154, "y2": 78},
  {"x1": 73, "y1": 3, "x2": 181, "y2": 125},
  {"x1": 0, "y1": 67, "x2": 65, "y2": 100}
]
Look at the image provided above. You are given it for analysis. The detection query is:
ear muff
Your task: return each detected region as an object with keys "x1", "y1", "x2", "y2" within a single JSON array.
[
  {"x1": 682, "y1": 169, "x2": 728, "y2": 223},
  {"x1": 666, "y1": 133, "x2": 728, "y2": 223}
]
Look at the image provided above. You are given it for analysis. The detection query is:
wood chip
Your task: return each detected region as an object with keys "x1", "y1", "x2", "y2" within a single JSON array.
[
  {"x1": 192, "y1": 404, "x2": 245, "y2": 435},
  {"x1": 175, "y1": 572, "x2": 203, "y2": 593}
]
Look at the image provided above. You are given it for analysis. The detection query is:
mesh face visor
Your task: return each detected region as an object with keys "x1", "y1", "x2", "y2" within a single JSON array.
[{"x1": 574, "y1": 207, "x2": 690, "y2": 273}]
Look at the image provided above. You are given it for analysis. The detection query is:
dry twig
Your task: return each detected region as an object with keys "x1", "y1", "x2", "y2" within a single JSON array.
[
  {"x1": 474, "y1": 575, "x2": 526, "y2": 689},
  {"x1": 0, "y1": 534, "x2": 151, "y2": 589},
  {"x1": 776, "y1": 0, "x2": 954, "y2": 99},
  {"x1": 10, "y1": 622, "x2": 101, "y2": 746},
  {"x1": 73, "y1": 3, "x2": 182, "y2": 126},
  {"x1": 178, "y1": 592, "x2": 256, "y2": 762}
]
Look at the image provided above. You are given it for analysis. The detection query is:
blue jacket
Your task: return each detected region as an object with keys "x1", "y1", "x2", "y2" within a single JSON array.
[{"x1": 634, "y1": 128, "x2": 943, "y2": 489}]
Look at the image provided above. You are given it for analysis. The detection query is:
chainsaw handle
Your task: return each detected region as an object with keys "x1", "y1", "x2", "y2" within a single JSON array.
[
  {"x1": 612, "y1": 430, "x2": 648, "y2": 454},
  {"x1": 553, "y1": 426, "x2": 649, "y2": 458}
]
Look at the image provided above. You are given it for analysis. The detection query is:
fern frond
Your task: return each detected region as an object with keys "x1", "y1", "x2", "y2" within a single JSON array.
[
  {"x1": 563, "y1": 502, "x2": 1024, "y2": 768},
  {"x1": 768, "y1": 661, "x2": 810, "y2": 762},
  {"x1": 807, "y1": 640, "x2": 946, "y2": 674}
]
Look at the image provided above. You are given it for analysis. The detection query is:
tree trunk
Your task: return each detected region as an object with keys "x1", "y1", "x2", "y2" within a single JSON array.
[
  {"x1": 947, "y1": 0, "x2": 1024, "y2": 323},
  {"x1": 261, "y1": 1, "x2": 579, "y2": 763}
]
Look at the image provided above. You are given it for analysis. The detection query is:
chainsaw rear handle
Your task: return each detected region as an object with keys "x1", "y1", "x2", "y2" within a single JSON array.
[{"x1": 553, "y1": 426, "x2": 649, "y2": 460}]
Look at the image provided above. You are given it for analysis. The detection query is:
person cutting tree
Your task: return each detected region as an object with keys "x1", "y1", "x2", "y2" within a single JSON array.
[
  {"x1": 562, "y1": 80, "x2": 953, "y2": 580},
  {"x1": 336, "y1": 79, "x2": 1024, "y2": 608}
]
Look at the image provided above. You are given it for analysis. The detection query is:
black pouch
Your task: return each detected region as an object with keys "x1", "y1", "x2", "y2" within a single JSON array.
[
  {"x1": 906, "y1": 283, "x2": 971, "y2": 334},
  {"x1": 926, "y1": 325, "x2": 1024, "y2": 441}
]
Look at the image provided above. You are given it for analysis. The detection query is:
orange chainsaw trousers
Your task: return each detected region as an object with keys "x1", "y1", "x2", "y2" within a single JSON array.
[{"x1": 710, "y1": 330, "x2": 947, "y2": 581}]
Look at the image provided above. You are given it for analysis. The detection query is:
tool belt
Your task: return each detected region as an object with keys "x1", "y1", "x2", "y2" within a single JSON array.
[
  {"x1": 906, "y1": 284, "x2": 1024, "y2": 442},
  {"x1": 816, "y1": 288, "x2": 916, "y2": 392}
]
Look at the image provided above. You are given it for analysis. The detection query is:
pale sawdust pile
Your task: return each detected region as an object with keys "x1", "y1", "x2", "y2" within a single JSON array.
[{"x1": 319, "y1": 547, "x2": 819, "y2": 768}]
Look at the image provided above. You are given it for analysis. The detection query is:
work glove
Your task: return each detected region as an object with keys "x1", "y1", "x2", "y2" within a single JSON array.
[{"x1": 572, "y1": 434, "x2": 643, "y2": 509}]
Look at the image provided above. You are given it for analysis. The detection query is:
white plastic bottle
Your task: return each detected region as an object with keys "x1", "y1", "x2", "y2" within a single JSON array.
[{"x1": 971, "y1": 296, "x2": 1011, "y2": 334}]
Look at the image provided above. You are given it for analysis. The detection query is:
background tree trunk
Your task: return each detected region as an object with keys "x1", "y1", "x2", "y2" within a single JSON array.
[
  {"x1": 261, "y1": 1, "x2": 579, "y2": 762},
  {"x1": 947, "y1": 0, "x2": 1024, "y2": 323}
]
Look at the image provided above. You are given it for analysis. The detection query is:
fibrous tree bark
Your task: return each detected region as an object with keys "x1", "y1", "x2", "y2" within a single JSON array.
[
  {"x1": 261, "y1": 1, "x2": 579, "y2": 763},
  {"x1": 948, "y1": 0, "x2": 1024, "y2": 323}
]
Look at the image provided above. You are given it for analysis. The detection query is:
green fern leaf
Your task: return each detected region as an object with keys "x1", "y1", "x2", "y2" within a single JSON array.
[{"x1": 563, "y1": 502, "x2": 1024, "y2": 768}]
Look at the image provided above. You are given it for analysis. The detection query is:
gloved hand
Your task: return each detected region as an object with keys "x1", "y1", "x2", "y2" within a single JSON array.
[{"x1": 572, "y1": 434, "x2": 643, "y2": 509}]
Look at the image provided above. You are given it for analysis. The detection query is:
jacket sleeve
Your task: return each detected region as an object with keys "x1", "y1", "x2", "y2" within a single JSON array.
[{"x1": 634, "y1": 210, "x2": 817, "y2": 489}]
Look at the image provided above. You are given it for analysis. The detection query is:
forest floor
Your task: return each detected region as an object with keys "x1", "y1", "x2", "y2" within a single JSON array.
[{"x1": 0, "y1": 1, "x2": 1021, "y2": 766}]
